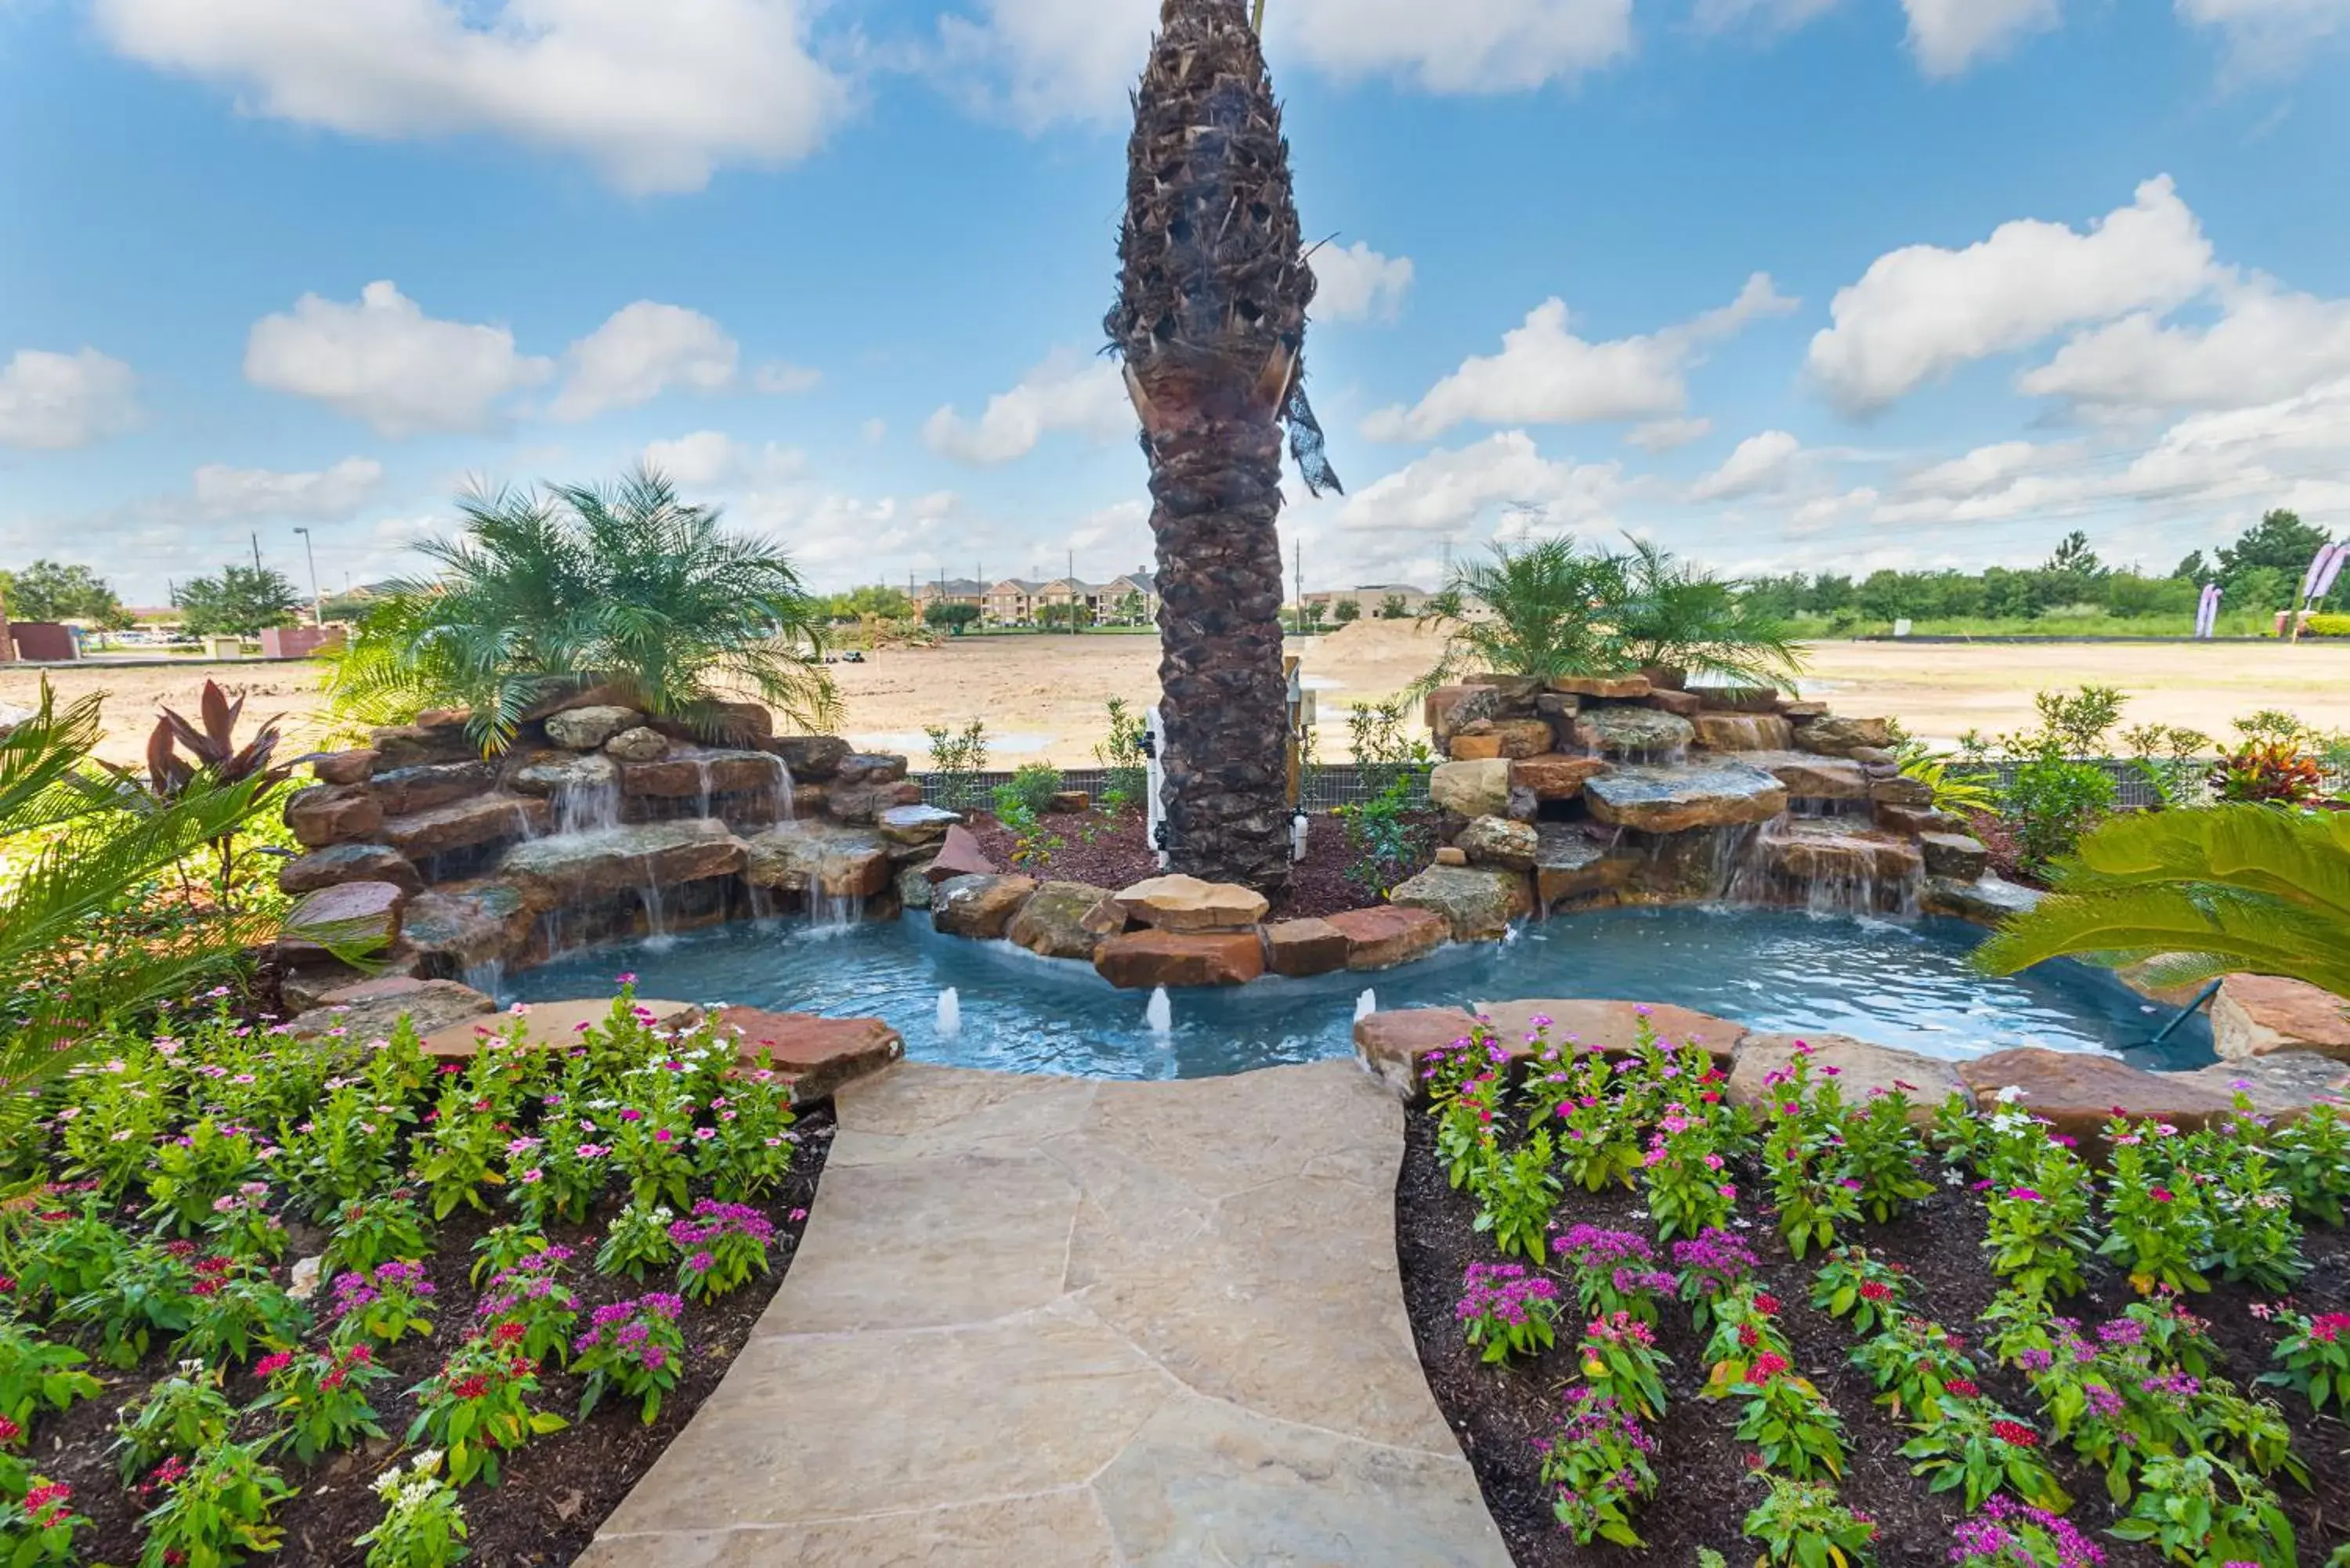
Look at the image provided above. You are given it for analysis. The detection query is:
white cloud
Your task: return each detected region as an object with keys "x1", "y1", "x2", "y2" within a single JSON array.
[
  {"x1": 922, "y1": 349, "x2": 1134, "y2": 466},
  {"x1": 640, "y1": 431, "x2": 805, "y2": 490},
  {"x1": 2176, "y1": 0, "x2": 2350, "y2": 74},
  {"x1": 1806, "y1": 177, "x2": 2214, "y2": 414},
  {"x1": 934, "y1": 0, "x2": 1152, "y2": 129},
  {"x1": 1321, "y1": 430, "x2": 1625, "y2": 537},
  {"x1": 1312, "y1": 243, "x2": 1416, "y2": 323},
  {"x1": 2021, "y1": 279, "x2": 2350, "y2": 414},
  {"x1": 90, "y1": 0, "x2": 851, "y2": 195},
  {"x1": 193, "y1": 457, "x2": 385, "y2": 520},
  {"x1": 244, "y1": 281, "x2": 552, "y2": 437},
  {"x1": 1367, "y1": 273, "x2": 1795, "y2": 441},
  {"x1": 1626, "y1": 417, "x2": 1712, "y2": 452},
  {"x1": 551, "y1": 302, "x2": 738, "y2": 423},
  {"x1": 1901, "y1": 0, "x2": 2060, "y2": 76},
  {"x1": 0, "y1": 349, "x2": 139, "y2": 450},
  {"x1": 1690, "y1": 430, "x2": 1802, "y2": 502}
]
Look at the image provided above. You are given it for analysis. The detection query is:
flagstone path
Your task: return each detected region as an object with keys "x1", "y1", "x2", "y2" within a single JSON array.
[{"x1": 577, "y1": 1058, "x2": 1512, "y2": 1567}]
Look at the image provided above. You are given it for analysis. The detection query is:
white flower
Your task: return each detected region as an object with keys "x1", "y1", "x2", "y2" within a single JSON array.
[{"x1": 1994, "y1": 1085, "x2": 2026, "y2": 1104}]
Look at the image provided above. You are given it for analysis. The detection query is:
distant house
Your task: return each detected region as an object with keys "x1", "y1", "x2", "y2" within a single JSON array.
[
  {"x1": 985, "y1": 579, "x2": 1050, "y2": 624},
  {"x1": 913, "y1": 579, "x2": 989, "y2": 613},
  {"x1": 1300, "y1": 583, "x2": 1440, "y2": 620}
]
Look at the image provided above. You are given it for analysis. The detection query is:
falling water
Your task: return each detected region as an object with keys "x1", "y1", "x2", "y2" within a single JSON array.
[
  {"x1": 1354, "y1": 988, "x2": 1377, "y2": 1023},
  {"x1": 1145, "y1": 987, "x2": 1173, "y2": 1037},
  {"x1": 639, "y1": 858, "x2": 673, "y2": 947},
  {"x1": 937, "y1": 987, "x2": 963, "y2": 1039},
  {"x1": 693, "y1": 756, "x2": 716, "y2": 823},
  {"x1": 555, "y1": 773, "x2": 623, "y2": 836},
  {"x1": 461, "y1": 958, "x2": 507, "y2": 1004},
  {"x1": 765, "y1": 755, "x2": 796, "y2": 825},
  {"x1": 808, "y1": 860, "x2": 862, "y2": 935}
]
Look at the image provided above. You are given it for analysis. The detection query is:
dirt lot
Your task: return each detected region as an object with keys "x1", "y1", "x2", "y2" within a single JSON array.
[{"x1": 9, "y1": 622, "x2": 2350, "y2": 767}]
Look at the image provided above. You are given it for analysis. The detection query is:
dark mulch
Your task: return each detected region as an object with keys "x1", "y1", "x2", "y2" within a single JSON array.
[
  {"x1": 1397, "y1": 1114, "x2": 2350, "y2": 1566},
  {"x1": 964, "y1": 808, "x2": 1416, "y2": 921},
  {"x1": 1965, "y1": 809, "x2": 2041, "y2": 888},
  {"x1": 52, "y1": 1111, "x2": 833, "y2": 1568}
]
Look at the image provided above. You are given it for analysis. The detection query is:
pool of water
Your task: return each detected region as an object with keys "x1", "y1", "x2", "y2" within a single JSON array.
[{"x1": 503, "y1": 906, "x2": 2214, "y2": 1080}]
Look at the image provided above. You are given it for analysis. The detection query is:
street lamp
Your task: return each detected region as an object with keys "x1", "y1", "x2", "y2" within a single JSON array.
[{"x1": 292, "y1": 527, "x2": 324, "y2": 627}]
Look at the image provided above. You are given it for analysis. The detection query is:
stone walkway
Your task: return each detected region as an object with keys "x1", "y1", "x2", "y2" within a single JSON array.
[{"x1": 579, "y1": 1060, "x2": 1510, "y2": 1567}]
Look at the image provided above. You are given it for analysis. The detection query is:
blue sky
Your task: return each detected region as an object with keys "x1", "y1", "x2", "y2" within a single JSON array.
[{"x1": 2, "y1": 0, "x2": 2347, "y2": 606}]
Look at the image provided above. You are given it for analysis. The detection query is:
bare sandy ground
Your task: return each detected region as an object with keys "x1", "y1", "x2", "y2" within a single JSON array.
[{"x1": 9, "y1": 623, "x2": 2349, "y2": 768}]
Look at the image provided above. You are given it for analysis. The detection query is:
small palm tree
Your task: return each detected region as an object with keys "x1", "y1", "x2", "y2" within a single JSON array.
[
  {"x1": 1419, "y1": 537, "x2": 1632, "y2": 688},
  {"x1": 1976, "y1": 805, "x2": 2350, "y2": 999},
  {"x1": 1614, "y1": 539, "x2": 1807, "y2": 690},
  {"x1": 331, "y1": 468, "x2": 840, "y2": 753}
]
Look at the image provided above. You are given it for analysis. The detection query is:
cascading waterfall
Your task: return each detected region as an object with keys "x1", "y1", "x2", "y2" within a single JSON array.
[
  {"x1": 1145, "y1": 987, "x2": 1173, "y2": 1037},
  {"x1": 1354, "y1": 989, "x2": 1377, "y2": 1023},
  {"x1": 1723, "y1": 811, "x2": 1925, "y2": 919},
  {"x1": 555, "y1": 773, "x2": 623, "y2": 836}
]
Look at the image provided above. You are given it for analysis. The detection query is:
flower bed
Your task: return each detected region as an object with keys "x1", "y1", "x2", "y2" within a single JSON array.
[
  {"x1": 1396, "y1": 1015, "x2": 2350, "y2": 1566},
  {"x1": 0, "y1": 991, "x2": 830, "y2": 1566}
]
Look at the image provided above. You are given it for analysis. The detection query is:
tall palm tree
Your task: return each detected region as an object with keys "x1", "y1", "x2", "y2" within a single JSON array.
[
  {"x1": 1977, "y1": 805, "x2": 2350, "y2": 999},
  {"x1": 1108, "y1": 0, "x2": 1340, "y2": 892},
  {"x1": 331, "y1": 468, "x2": 841, "y2": 753}
]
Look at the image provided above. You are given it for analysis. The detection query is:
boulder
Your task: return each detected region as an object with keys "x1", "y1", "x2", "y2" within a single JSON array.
[
  {"x1": 501, "y1": 819, "x2": 746, "y2": 905},
  {"x1": 1507, "y1": 786, "x2": 1541, "y2": 823},
  {"x1": 837, "y1": 753, "x2": 910, "y2": 786},
  {"x1": 1692, "y1": 686, "x2": 1784, "y2": 714},
  {"x1": 1448, "y1": 733, "x2": 1504, "y2": 762},
  {"x1": 897, "y1": 864, "x2": 935, "y2": 909},
  {"x1": 604, "y1": 727, "x2": 671, "y2": 764},
  {"x1": 1006, "y1": 881, "x2": 1126, "y2": 960},
  {"x1": 826, "y1": 779, "x2": 924, "y2": 825},
  {"x1": 2183, "y1": 1053, "x2": 2350, "y2": 1120},
  {"x1": 1468, "y1": 999, "x2": 1742, "y2": 1064},
  {"x1": 1046, "y1": 790, "x2": 1093, "y2": 815},
  {"x1": 371, "y1": 761, "x2": 498, "y2": 817},
  {"x1": 1646, "y1": 688, "x2": 1703, "y2": 718},
  {"x1": 1485, "y1": 719, "x2": 1556, "y2": 760},
  {"x1": 1781, "y1": 702, "x2": 1830, "y2": 720},
  {"x1": 286, "y1": 784, "x2": 385, "y2": 849},
  {"x1": 279, "y1": 880, "x2": 407, "y2": 963},
  {"x1": 1958, "y1": 1049, "x2": 2240, "y2": 1148},
  {"x1": 369, "y1": 720, "x2": 478, "y2": 771},
  {"x1": 287, "y1": 977, "x2": 496, "y2": 1043},
  {"x1": 768, "y1": 735, "x2": 851, "y2": 782},
  {"x1": 924, "y1": 825, "x2": 997, "y2": 883},
  {"x1": 931, "y1": 875, "x2": 1039, "y2": 940},
  {"x1": 1692, "y1": 714, "x2": 1795, "y2": 752},
  {"x1": 310, "y1": 748, "x2": 378, "y2": 786},
  {"x1": 1434, "y1": 846, "x2": 1469, "y2": 867},
  {"x1": 1114, "y1": 874, "x2": 1269, "y2": 934},
  {"x1": 545, "y1": 705, "x2": 642, "y2": 751},
  {"x1": 877, "y1": 804, "x2": 964, "y2": 847},
  {"x1": 1533, "y1": 826, "x2": 1633, "y2": 907},
  {"x1": 1918, "y1": 833, "x2": 1990, "y2": 882},
  {"x1": 1324, "y1": 906, "x2": 1450, "y2": 970},
  {"x1": 1585, "y1": 761, "x2": 1789, "y2": 833},
  {"x1": 620, "y1": 749, "x2": 787, "y2": 800},
  {"x1": 743, "y1": 822, "x2": 893, "y2": 900},
  {"x1": 1430, "y1": 758, "x2": 1514, "y2": 820},
  {"x1": 1549, "y1": 675, "x2": 1652, "y2": 699},
  {"x1": 705, "y1": 1008, "x2": 906, "y2": 1101},
  {"x1": 1094, "y1": 930, "x2": 1265, "y2": 990},
  {"x1": 2213, "y1": 974, "x2": 2350, "y2": 1063},
  {"x1": 400, "y1": 881, "x2": 536, "y2": 973},
  {"x1": 1466, "y1": 674, "x2": 1546, "y2": 705},
  {"x1": 420, "y1": 997, "x2": 705, "y2": 1064},
  {"x1": 1353, "y1": 1006, "x2": 1478, "y2": 1100},
  {"x1": 1922, "y1": 874, "x2": 2043, "y2": 926},
  {"x1": 1758, "y1": 822, "x2": 1925, "y2": 886},
  {"x1": 1795, "y1": 716, "x2": 1896, "y2": 757},
  {"x1": 1849, "y1": 746, "x2": 1899, "y2": 768},
  {"x1": 1878, "y1": 803, "x2": 1970, "y2": 837},
  {"x1": 1390, "y1": 863, "x2": 1534, "y2": 941},
  {"x1": 1457, "y1": 815, "x2": 1539, "y2": 871},
  {"x1": 1871, "y1": 775, "x2": 1936, "y2": 808},
  {"x1": 505, "y1": 751, "x2": 620, "y2": 800},
  {"x1": 380, "y1": 794, "x2": 550, "y2": 861},
  {"x1": 1264, "y1": 918, "x2": 1350, "y2": 978},
  {"x1": 1510, "y1": 753, "x2": 1608, "y2": 800},
  {"x1": 1733, "y1": 750, "x2": 1871, "y2": 800},
  {"x1": 280, "y1": 842, "x2": 423, "y2": 898},
  {"x1": 1426, "y1": 685, "x2": 1502, "y2": 746},
  {"x1": 1572, "y1": 707, "x2": 1696, "y2": 759},
  {"x1": 1730, "y1": 1034, "x2": 1969, "y2": 1125}
]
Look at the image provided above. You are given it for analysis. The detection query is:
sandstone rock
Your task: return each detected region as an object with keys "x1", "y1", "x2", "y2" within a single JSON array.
[
  {"x1": 1533, "y1": 826, "x2": 1632, "y2": 907},
  {"x1": 1465, "y1": 674, "x2": 1546, "y2": 705},
  {"x1": 743, "y1": 822, "x2": 893, "y2": 900},
  {"x1": 421, "y1": 997, "x2": 704, "y2": 1064},
  {"x1": 286, "y1": 784, "x2": 385, "y2": 849},
  {"x1": 1572, "y1": 707, "x2": 1696, "y2": 758},
  {"x1": 1324, "y1": 906, "x2": 1450, "y2": 970},
  {"x1": 2213, "y1": 974, "x2": 2350, "y2": 1063},
  {"x1": 400, "y1": 881, "x2": 535, "y2": 972},
  {"x1": 280, "y1": 842, "x2": 423, "y2": 898},
  {"x1": 1918, "y1": 833, "x2": 1990, "y2": 882},
  {"x1": 1535, "y1": 692, "x2": 1582, "y2": 721},
  {"x1": 1006, "y1": 882, "x2": 1126, "y2": 960},
  {"x1": 372, "y1": 761, "x2": 498, "y2": 817},
  {"x1": 1510, "y1": 753, "x2": 1609, "y2": 800},
  {"x1": 287, "y1": 977, "x2": 496, "y2": 1042},
  {"x1": 1692, "y1": 713, "x2": 1795, "y2": 752},
  {"x1": 502, "y1": 820, "x2": 746, "y2": 905},
  {"x1": 768, "y1": 734, "x2": 851, "y2": 782},
  {"x1": 705, "y1": 1007, "x2": 906, "y2": 1101},
  {"x1": 1094, "y1": 930, "x2": 1264, "y2": 989},
  {"x1": 1732, "y1": 750, "x2": 1871, "y2": 800},
  {"x1": 1264, "y1": 918, "x2": 1350, "y2": 978},
  {"x1": 1585, "y1": 761, "x2": 1788, "y2": 834},
  {"x1": 1781, "y1": 701, "x2": 1830, "y2": 720},
  {"x1": 1646, "y1": 688, "x2": 1703, "y2": 717},
  {"x1": 1426, "y1": 685, "x2": 1503, "y2": 746},
  {"x1": 1507, "y1": 786, "x2": 1541, "y2": 823},
  {"x1": 1468, "y1": 999, "x2": 1742, "y2": 1064},
  {"x1": 932, "y1": 875, "x2": 1039, "y2": 940},
  {"x1": 1922, "y1": 874, "x2": 2043, "y2": 926},
  {"x1": 620, "y1": 749, "x2": 787, "y2": 800},
  {"x1": 1115, "y1": 874, "x2": 1269, "y2": 934},
  {"x1": 1434, "y1": 846, "x2": 1469, "y2": 867},
  {"x1": 878, "y1": 804, "x2": 964, "y2": 846},
  {"x1": 1390, "y1": 863, "x2": 1533, "y2": 941},
  {"x1": 1549, "y1": 675, "x2": 1652, "y2": 699},
  {"x1": 897, "y1": 864, "x2": 935, "y2": 909},
  {"x1": 604, "y1": 727, "x2": 671, "y2": 763},
  {"x1": 1353, "y1": 1006, "x2": 1477, "y2": 1100},
  {"x1": 1429, "y1": 758, "x2": 1514, "y2": 821},
  {"x1": 504, "y1": 750, "x2": 620, "y2": 800},
  {"x1": 1487, "y1": 719, "x2": 1556, "y2": 760},
  {"x1": 280, "y1": 963, "x2": 372, "y2": 1013},
  {"x1": 837, "y1": 753, "x2": 910, "y2": 785},
  {"x1": 692, "y1": 700, "x2": 775, "y2": 746},
  {"x1": 310, "y1": 748, "x2": 378, "y2": 786},
  {"x1": 280, "y1": 880, "x2": 406, "y2": 962},
  {"x1": 1457, "y1": 816, "x2": 1539, "y2": 871},
  {"x1": 1692, "y1": 686, "x2": 1783, "y2": 714},
  {"x1": 1758, "y1": 822, "x2": 1925, "y2": 887},
  {"x1": 1848, "y1": 746, "x2": 1898, "y2": 767},
  {"x1": 546, "y1": 705, "x2": 642, "y2": 750},
  {"x1": 924, "y1": 825, "x2": 997, "y2": 883},
  {"x1": 1730, "y1": 1034, "x2": 1969, "y2": 1125},
  {"x1": 370, "y1": 720, "x2": 478, "y2": 771},
  {"x1": 1958, "y1": 1049, "x2": 2240, "y2": 1148},
  {"x1": 1871, "y1": 775, "x2": 1936, "y2": 808},
  {"x1": 1878, "y1": 803, "x2": 1970, "y2": 837},
  {"x1": 1795, "y1": 716, "x2": 1896, "y2": 757},
  {"x1": 381, "y1": 795, "x2": 549, "y2": 861},
  {"x1": 2183, "y1": 1052, "x2": 2350, "y2": 1120},
  {"x1": 1047, "y1": 790, "x2": 1093, "y2": 815},
  {"x1": 1448, "y1": 733, "x2": 1503, "y2": 762},
  {"x1": 826, "y1": 779, "x2": 924, "y2": 825}
]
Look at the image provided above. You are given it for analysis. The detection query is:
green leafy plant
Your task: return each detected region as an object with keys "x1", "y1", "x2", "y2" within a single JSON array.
[
  {"x1": 1740, "y1": 1473, "x2": 1878, "y2": 1568},
  {"x1": 175, "y1": 1262, "x2": 309, "y2": 1368},
  {"x1": 1643, "y1": 1110, "x2": 1737, "y2": 1244},
  {"x1": 573, "y1": 1293, "x2": 689, "y2": 1423},
  {"x1": 110, "y1": 1364, "x2": 234, "y2": 1486},
  {"x1": 405, "y1": 1339, "x2": 568, "y2": 1489},
  {"x1": 1456, "y1": 1263, "x2": 1563, "y2": 1366},
  {"x1": 60, "y1": 1241, "x2": 197, "y2": 1368},
  {"x1": 324, "y1": 1194, "x2": 431, "y2": 1281},
  {"x1": 1810, "y1": 1248, "x2": 1907, "y2": 1338},
  {"x1": 356, "y1": 1450, "x2": 470, "y2": 1568},
  {"x1": 1895, "y1": 744, "x2": 1998, "y2": 817},
  {"x1": 1336, "y1": 775, "x2": 1430, "y2": 898},
  {"x1": 1730, "y1": 1351, "x2": 1847, "y2": 1480},
  {"x1": 1539, "y1": 1389, "x2": 1659, "y2": 1547},
  {"x1": 0, "y1": 1325, "x2": 99, "y2": 1439},
  {"x1": 1005, "y1": 761, "x2": 1064, "y2": 817},
  {"x1": 2107, "y1": 1452, "x2": 2294, "y2": 1566},
  {"x1": 2124, "y1": 723, "x2": 2214, "y2": 809},
  {"x1": 989, "y1": 784, "x2": 1063, "y2": 871},
  {"x1": 2258, "y1": 1306, "x2": 2350, "y2": 1417},
  {"x1": 0, "y1": 1476, "x2": 87, "y2": 1566},
  {"x1": 135, "y1": 1437, "x2": 297, "y2": 1566},
  {"x1": 1980, "y1": 1158, "x2": 2096, "y2": 1304},
  {"x1": 1466, "y1": 1129, "x2": 1561, "y2": 1263},
  {"x1": 595, "y1": 1201, "x2": 678, "y2": 1283},
  {"x1": 1418, "y1": 537, "x2": 1634, "y2": 687},
  {"x1": 1898, "y1": 1392, "x2": 2069, "y2": 1513},
  {"x1": 1577, "y1": 1312, "x2": 1672, "y2": 1422},
  {"x1": 2098, "y1": 1127, "x2": 2213, "y2": 1295},
  {"x1": 1614, "y1": 537, "x2": 1808, "y2": 690},
  {"x1": 249, "y1": 1342, "x2": 390, "y2": 1465},
  {"x1": 1093, "y1": 698, "x2": 1149, "y2": 815},
  {"x1": 202, "y1": 1183, "x2": 287, "y2": 1264},
  {"x1": 329, "y1": 1261, "x2": 437, "y2": 1349},
  {"x1": 922, "y1": 720, "x2": 989, "y2": 811},
  {"x1": 669, "y1": 1201, "x2": 775, "y2": 1302}
]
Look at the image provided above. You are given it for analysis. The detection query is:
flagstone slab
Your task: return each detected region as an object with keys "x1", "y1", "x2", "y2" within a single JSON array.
[{"x1": 579, "y1": 1491, "x2": 1120, "y2": 1568}]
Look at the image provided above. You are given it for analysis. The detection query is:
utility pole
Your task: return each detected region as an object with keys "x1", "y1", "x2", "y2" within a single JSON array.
[
  {"x1": 1068, "y1": 548, "x2": 1077, "y2": 635},
  {"x1": 293, "y1": 526, "x2": 323, "y2": 627},
  {"x1": 1293, "y1": 540, "x2": 1304, "y2": 634},
  {"x1": 250, "y1": 533, "x2": 263, "y2": 573}
]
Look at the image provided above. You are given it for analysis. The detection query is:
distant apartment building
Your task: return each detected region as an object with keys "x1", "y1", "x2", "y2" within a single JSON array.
[
  {"x1": 984, "y1": 571, "x2": 1159, "y2": 626},
  {"x1": 912, "y1": 578, "x2": 989, "y2": 612}
]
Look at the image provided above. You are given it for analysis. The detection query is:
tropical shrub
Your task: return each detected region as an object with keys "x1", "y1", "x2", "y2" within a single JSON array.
[
  {"x1": 1456, "y1": 1263, "x2": 1562, "y2": 1365},
  {"x1": 1539, "y1": 1389, "x2": 1659, "y2": 1547},
  {"x1": 922, "y1": 720, "x2": 989, "y2": 811},
  {"x1": 134, "y1": 1438, "x2": 296, "y2": 1566},
  {"x1": 2210, "y1": 741, "x2": 2323, "y2": 804}
]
